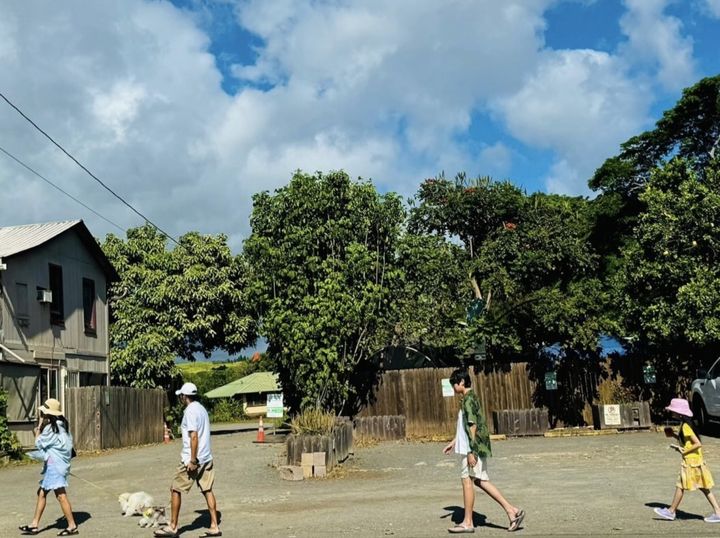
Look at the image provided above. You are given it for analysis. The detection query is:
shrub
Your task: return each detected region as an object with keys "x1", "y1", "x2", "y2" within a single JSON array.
[
  {"x1": 0, "y1": 390, "x2": 23, "y2": 459},
  {"x1": 290, "y1": 408, "x2": 335, "y2": 435},
  {"x1": 210, "y1": 398, "x2": 247, "y2": 423}
]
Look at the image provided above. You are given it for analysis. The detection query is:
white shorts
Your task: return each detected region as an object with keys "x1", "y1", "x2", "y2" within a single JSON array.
[{"x1": 460, "y1": 455, "x2": 489, "y2": 480}]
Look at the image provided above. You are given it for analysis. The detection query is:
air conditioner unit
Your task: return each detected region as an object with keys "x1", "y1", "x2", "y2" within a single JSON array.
[{"x1": 37, "y1": 290, "x2": 53, "y2": 303}]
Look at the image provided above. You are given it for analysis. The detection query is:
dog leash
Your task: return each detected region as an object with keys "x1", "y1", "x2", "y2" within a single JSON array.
[{"x1": 68, "y1": 471, "x2": 118, "y2": 499}]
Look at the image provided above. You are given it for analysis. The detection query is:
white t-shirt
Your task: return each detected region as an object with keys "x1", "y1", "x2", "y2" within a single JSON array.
[
  {"x1": 181, "y1": 401, "x2": 212, "y2": 465},
  {"x1": 455, "y1": 409, "x2": 470, "y2": 455}
]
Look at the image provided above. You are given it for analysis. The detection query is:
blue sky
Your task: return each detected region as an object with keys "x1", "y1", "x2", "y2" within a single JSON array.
[{"x1": 0, "y1": 0, "x2": 718, "y2": 247}]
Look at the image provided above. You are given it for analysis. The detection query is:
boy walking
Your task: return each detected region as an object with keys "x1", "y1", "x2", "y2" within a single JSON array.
[
  {"x1": 443, "y1": 369, "x2": 525, "y2": 533},
  {"x1": 154, "y1": 382, "x2": 221, "y2": 537}
]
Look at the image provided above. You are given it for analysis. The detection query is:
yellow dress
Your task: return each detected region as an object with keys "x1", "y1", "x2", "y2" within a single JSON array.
[{"x1": 676, "y1": 423, "x2": 715, "y2": 491}]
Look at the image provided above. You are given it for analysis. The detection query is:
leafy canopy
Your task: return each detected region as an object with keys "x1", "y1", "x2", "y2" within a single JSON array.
[{"x1": 103, "y1": 225, "x2": 257, "y2": 388}]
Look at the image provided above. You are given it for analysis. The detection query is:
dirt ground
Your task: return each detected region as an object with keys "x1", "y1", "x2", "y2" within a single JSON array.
[{"x1": 2, "y1": 427, "x2": 720, "y2": 537}]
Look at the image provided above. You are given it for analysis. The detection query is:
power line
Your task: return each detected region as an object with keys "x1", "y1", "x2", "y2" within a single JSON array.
[
  {"x1": 0, "y1": 91, "x2": 179, "y2": 246},
  {"x1": 0, "y1": 144, "x2": 126, "y2": 233}
]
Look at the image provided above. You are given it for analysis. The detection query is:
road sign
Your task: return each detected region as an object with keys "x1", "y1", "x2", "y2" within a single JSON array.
[{"x1": 266, "y1": 393, "x2": 284, "y2": 418}]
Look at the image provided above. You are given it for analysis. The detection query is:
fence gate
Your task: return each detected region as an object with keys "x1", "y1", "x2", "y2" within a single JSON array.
[{"x1": 64, "y1": 386, "x2": 165, "y2": 451}]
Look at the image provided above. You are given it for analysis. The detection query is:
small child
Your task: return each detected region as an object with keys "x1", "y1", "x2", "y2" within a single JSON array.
[{"x1": 654, "y1": 398, "x2": 720, "y2": 523}]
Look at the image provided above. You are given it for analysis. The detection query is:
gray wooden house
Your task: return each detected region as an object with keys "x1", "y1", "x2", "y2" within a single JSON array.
[{"x1": 0, "y1": 220, "x2": 117, "y2": 445}]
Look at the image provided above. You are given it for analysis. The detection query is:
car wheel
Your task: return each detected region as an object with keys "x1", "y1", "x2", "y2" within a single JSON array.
[{"x1": 695, "y1": 401, "x2": 708, "y2": 433}]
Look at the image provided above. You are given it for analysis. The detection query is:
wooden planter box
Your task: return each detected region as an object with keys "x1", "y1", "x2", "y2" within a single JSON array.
[
  {"x1": 492, "y1": 409, "x2": 549, "y2": 436},
  {"x1": 285, "y1": 419, "x2": 353, "y2": 471},
  {"x1": 592, "y1": 402, "x2": 652, "y2": 430}
]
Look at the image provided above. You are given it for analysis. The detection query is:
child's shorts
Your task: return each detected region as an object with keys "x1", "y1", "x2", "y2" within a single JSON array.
[{"x1": 459, "y1": 455, "x2": 489, "y2": 480}]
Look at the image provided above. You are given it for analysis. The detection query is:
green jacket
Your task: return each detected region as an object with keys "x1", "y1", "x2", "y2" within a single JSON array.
[{"x1": 461, "y1": 389, "x2": 492, "y2": 458}]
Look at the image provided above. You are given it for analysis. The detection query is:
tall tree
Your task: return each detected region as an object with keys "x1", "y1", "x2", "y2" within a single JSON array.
[
  {"x1": 103, "y1": 225, "x2": 257, "y2": 388},
  {"x1": 591, "y1": 74, "x2": 720, "y2": 197},
  {"x1": 245, "y1": 171, "x2": 404, "y2": 413},
  {"x1": 613, "y1": 157, "x2": 720, "y2": 404}
]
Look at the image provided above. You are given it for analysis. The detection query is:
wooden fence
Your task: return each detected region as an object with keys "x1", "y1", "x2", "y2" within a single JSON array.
[
  {"x1": 65, "y1": 386, "x2": 166, "y2": 451},
  {"x1": 359, "y1": 364, "x2": 536, "y2": 437},
  {"x1": 353, "y1": 415, "x2": 406, "y2": 441}
]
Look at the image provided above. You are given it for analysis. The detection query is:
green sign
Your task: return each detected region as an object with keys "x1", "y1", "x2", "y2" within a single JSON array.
[
  {"x1": 266, "y1": 393, "x2": 284, "y2": 418},
  {"x1": 643, "y1": 364, "x2": 656, "y2": 384},
  {"x1": 466, "y1": 299, "x2": 484, "y2": 322},
  {"x1": 544, "y1": 372, "x2": 558, "y2": 391}
]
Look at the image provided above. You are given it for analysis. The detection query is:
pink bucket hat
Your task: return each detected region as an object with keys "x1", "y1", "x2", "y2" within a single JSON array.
[{"x1": 665, "y1": 398, "x2": 693, "y2": 418}]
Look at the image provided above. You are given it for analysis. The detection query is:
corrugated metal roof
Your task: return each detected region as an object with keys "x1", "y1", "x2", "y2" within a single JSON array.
[
  {"x1": 0, "y1": 220, "x2": 81, "y2": 258},
  {"x1": 0, "y1": 219, "x2": 118, "y2": 280},
  {"x1": 205, "y1": 371, "x2": 281, "y2": 399}
]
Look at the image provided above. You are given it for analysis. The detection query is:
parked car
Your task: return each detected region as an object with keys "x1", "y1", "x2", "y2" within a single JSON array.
[{"x1": 691, "y1": 357, "x2": 720, "y2": 430}]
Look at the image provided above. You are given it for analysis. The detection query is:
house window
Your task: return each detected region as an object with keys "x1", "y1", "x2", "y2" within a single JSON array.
[
  {"x1": 15, "y1": 282, "x2": 29, "y2": 326},
  {"x1": 39, "y1": 367, "x2": 59, "y2": 404},
  {"x1": 49, "y1": 264, "x2": 64, "y2": 326},
  {"x1": 82, "y1": 278, "x2": 97, "y2": 334}
]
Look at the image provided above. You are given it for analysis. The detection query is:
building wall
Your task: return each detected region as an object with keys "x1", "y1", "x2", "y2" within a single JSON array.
[{"x1": 0, "y1": 229, "x2": 109, "y2": 361}]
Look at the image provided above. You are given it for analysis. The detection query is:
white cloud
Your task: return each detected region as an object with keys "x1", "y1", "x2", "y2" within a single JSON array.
[
  {"x1": 477, "y1": 143, "x2": 512, "y2": 177},
  {"x1": 0, "y1": 0, "x2": 694, "y2": 242},
  {"x1": 495, "y1": 49, "x2": 651, "y2": 194},
  {"x1": 704, "y1": 0, "x2": 720, "y2": 17},
  {"x1": 619, "y1": 0, "x2": 695, "y2": 91}
]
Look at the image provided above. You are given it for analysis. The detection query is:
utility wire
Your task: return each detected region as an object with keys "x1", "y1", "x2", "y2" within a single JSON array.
[
  {"x1": 0, "y1": 91, "x2": 179, "y2": 246},
  {"x1": 0, "y1": 144, "x2": 126, "y2": 233}
]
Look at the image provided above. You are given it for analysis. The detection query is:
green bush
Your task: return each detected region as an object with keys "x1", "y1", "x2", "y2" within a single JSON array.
[
  {"x1": 210, "y1": 398, "x2": 247, "y2": 423},
  {"x1": 0, "y1": 390, "x2": 23, "y2": 459}
]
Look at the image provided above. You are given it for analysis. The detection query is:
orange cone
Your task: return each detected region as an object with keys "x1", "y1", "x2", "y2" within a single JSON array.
[
  {"x1": 256, "y1": 416, "x2": 265, "y2": 443},
  {"x1": 163, "y1": 422, "x2": 171, "y2": 444}
]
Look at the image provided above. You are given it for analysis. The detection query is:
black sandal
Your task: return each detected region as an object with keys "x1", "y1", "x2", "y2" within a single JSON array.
[
  {"x1": 19, "y1": 525, "x2": 39, "y2": 535},
  {"x1": 57, "y1": 528, "x2": 79, "y2": 536}
]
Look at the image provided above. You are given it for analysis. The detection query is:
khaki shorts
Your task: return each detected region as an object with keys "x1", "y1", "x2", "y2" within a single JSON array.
[
  {"x1": 460, "y1": 456, "x2": 489, "y2": 481},
  {"x1": 171, "y1": 461, "x2": 215, "y2": 493}
]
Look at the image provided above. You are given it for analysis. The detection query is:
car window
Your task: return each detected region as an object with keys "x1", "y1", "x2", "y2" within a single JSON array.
[{"x1": 708, "y1": 359, "x2": 720, "y2": 379}]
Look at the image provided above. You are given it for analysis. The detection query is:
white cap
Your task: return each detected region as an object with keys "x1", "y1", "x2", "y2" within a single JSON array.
[{"x1": 175, "y1": 382, "x2": 198, "y2": 396}]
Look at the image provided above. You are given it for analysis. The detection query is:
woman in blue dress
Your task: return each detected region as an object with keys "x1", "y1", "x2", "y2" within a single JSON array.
[{"x1": 19, "y1": 398, "x2": 79, "y2": 536}]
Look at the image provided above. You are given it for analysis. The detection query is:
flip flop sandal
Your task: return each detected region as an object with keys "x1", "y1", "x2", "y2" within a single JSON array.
[
  {"x1": 508, "y1": 509, "x2": 526, "y2": 532},
  {"x1": 19, "y1": 525, "x2": 39, "y2": 535},
  {"x1": 57, "y1": 529, "x2": 79, "y2": 536},
  {"x1": 200, "y1": 532, "x2": 223, "y2": 537},
  {"x1": 448, "y1": 524, "x2": 475, "y2": 534},
  {"x1": 154, "y1": 527, "x2": 180, "y2": 538}
]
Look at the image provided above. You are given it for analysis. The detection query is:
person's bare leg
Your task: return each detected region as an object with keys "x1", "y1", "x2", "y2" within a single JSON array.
[
  {"x1": 29, "y1": 488, "x2": 47, "y2": 528},
  {"x1": 669, "y1": 487, "x2": 684, "y2": 513},
  {"x1": 169, "y1": 489, "x2": 182, "y2": 531},
  {"x1": 460, "y1": 478, "x2": 475, "y2": 528},
  {"x1": 700, "y1": 488, "x2": 720, "y2": 515},
  {"x1": 54, "y1": 489, "x2": 77, "y2": 530},
  {"x1": 202, "y1": 490, "x2": 220, "y2": 532},
  {"x1": 475, "y1": 479, "x2": 520, "y2": 522}
]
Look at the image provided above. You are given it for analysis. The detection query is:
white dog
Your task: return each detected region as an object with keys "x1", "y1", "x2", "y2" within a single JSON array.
[
  {"x1": 118, "y1": 491, "x2": 155, "y2": 516},
  {"x1": 138, "y1": 506, "x2": 169, "y2": 528}
]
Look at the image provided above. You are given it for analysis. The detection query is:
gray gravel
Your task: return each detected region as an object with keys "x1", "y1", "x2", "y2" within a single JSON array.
[{"x1": 2, "y1": 428, "x2": 720, "y2": 537}]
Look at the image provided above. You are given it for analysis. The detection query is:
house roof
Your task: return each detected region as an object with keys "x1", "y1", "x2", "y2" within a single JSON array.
[
  {"x1": 0, "y1": 220, "x2": 118, "y2": 280},
  {"x1": 205, "y1": 371, "x2": 281, "y2": 399}
]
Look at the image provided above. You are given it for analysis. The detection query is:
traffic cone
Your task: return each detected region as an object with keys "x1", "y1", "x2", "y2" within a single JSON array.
[
  {"x1": 256, "y1": 416, "x2": 265, "y2": 443},
  {"x1": 163, "y1": 422, "x2": 171, "y2": 444}
]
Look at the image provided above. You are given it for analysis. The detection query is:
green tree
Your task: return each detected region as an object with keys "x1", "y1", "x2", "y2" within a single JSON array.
[
  {"x1": 591, "y1": 74, "x2": 720, "y2": 197},
  {"x1": 245, "y1": 171, "x2": 404, "y2": 413},
  {"x1": 103, "y1": 225, "x2": 257, "y2": 388},
  {"x1": 613, "y1": 158, "x2": 720, "y2": 405}
]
